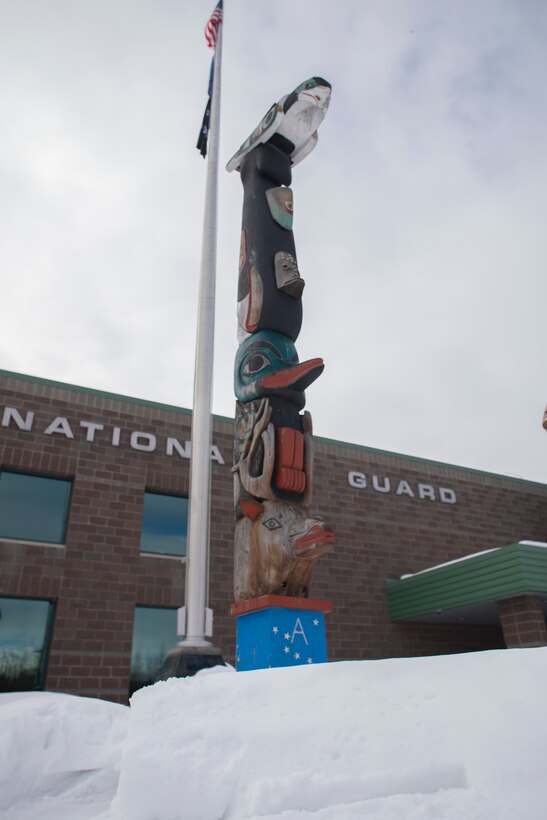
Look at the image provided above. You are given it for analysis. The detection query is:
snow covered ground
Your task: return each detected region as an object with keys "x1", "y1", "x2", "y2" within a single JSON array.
[
  {"x1": 0, "y1": 691, "x2": 128, "y2": 819},
  {"x1": 1, "y1": 647, "x2": 547, "y2": 819}
]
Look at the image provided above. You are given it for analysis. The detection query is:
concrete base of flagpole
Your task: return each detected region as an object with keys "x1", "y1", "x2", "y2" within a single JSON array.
[{"x1": 155, "y1": 643, "x2": 225, "y2": 681}]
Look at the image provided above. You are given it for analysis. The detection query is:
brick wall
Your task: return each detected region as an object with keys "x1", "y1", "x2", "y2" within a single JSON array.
[
  {"x1": 309, "y1": 442, "x2": 546, "y2": 659},
  {"x1": 1, "y1": 372, "x2": 546, "y2": 701},
  {"x1": 498, "y1": 595, "x2": 547, "y2": 648}
]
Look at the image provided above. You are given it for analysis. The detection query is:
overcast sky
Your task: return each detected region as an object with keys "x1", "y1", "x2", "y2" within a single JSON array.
[{"x1": 2, "y1": 0, "x2": 546, "y2": 483}]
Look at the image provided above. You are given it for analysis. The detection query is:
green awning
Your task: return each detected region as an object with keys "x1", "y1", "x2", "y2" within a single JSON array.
[{"x1": 386, "y1": 542, "x2": 547, "y2": 623}]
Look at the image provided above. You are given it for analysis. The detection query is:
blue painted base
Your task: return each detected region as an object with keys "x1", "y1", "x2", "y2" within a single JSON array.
[{"x1": 235, "y1": 606, "x2": 328, "y2": 671}]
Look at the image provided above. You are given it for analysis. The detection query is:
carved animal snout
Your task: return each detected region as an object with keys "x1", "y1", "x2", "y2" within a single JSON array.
[
  {"x1": 234, "y1": 499, "x2": 334, "y2": 601},
  {"x1": 291, "y1": 518, "x2": 335, "y2": 557}
]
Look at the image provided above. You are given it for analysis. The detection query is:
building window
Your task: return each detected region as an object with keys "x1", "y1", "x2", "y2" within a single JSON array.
[
  {"x1": 140, "y1": 491, "x2": 188, "y2": 557},
  {"x1": 130, "y1": 606, "x2": 178, "y2": 696},
  {"x1": 0, "y1": 597, "x2": 56, "y2": 692},
  {"x1": 0, "y1": 470, "x2": 72, "y2": 544}
]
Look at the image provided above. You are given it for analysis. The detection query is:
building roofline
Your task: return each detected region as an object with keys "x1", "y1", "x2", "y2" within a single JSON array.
[
  {"x1": 1, "y1": 368, "x2": 545, "y2": 489},
  {"x1": 0, "y1": 368, "x2": 195, "y2": 419},
  {"x1": 386, "y1": 542, "x2": 547, "y2": 622}
]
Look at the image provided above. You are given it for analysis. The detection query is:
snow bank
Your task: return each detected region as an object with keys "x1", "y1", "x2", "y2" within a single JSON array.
[
  {"x1": 0, "y1": 691, "x2": 128, "y2": 819},
  {"x1": 112, "y1": 648, "x2": 547, "y2": 820},
  {"x1": 3, "y1": 650, "x2": 547, "y2": 819}
]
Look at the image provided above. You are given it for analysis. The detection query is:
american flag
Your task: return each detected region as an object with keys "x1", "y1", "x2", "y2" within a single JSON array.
[{"x1": 205, "y1": 1, "x2": 223, "y2": 48}]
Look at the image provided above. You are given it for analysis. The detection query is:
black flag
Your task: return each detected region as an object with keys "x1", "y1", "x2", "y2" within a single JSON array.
[
  {"x1": 197, "y1": 57, "x2": 215, "y2": 158},
  {"x1": 197, "y1": 98, "x2": 211, "y2": 158}
]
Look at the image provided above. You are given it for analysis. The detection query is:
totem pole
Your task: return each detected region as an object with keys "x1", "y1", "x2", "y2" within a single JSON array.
[{"x1": 228, "y1": 78, "x2": 335, "y2": 670}]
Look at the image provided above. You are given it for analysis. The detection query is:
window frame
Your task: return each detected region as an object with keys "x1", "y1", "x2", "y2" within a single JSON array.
[
  {"x1": 0, "y1": 596, "x2": 57, "y2": 692},
  {"x1": 139, "y1": 490, "x2": 189, "y2": 558},
  {"x1": 0, "y1": 469, "x2": 73, "y2": 545},
  {"x1": 129, "y1": 604, "x2": 179, "y2": 696}
]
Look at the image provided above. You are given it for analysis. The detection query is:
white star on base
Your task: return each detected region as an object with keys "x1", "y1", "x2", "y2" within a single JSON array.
[
  {"x1": 284, "y1": 632, "x2": 290, "y2": 640},
  {"x1": 312, "y1": 619, "x2": 319, "y2": 627},
  {"x1": 272, "y1": 626, "x2": 279, "y2": 634},
  {"x1": 283, "y1": 646, "x2": 290, "y2": 654},
  {"x1": 294, "y1": 652, "x2": 300, "y2": 660},
  {"x1": 307, "y1": 657, "x2": 313, "y2": 664}
]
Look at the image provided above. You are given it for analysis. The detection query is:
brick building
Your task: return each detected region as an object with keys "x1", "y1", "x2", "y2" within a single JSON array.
[{"x1": 1, "y1": 368, "x2": 546, "y2": 703}]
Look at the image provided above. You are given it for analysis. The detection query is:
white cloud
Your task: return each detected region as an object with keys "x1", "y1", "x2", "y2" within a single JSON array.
[{"x1": 1, "y1": 0, "x2": 546, "y2": 481}]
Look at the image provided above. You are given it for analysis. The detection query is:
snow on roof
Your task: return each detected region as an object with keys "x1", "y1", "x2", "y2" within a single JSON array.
[
  {"x1": 400, "y1": 540, "x2": 547, "y2": 580},
  {"x1": 400, "y1": 548, "x2": 500, "y2": 579}
]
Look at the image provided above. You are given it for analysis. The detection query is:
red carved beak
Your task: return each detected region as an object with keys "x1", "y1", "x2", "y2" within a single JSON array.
[{"x1": 262, "y1": 358, "x2": 324, "y2": 391}]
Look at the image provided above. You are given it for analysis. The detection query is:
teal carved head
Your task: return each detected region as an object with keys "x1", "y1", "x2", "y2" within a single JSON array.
[{"x1": 234, "y1": 330, "x2": 323, "y2": 409}]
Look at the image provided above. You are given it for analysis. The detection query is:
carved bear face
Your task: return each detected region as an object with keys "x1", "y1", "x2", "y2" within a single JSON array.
[{"x1": 234, "y1": 499, "x2": 334, "y2": 601}]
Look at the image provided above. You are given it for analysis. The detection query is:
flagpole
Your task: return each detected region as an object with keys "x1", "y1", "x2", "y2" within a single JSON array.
[{"x1": 183, "y1": 17, "x2": 223, "y2": 647}]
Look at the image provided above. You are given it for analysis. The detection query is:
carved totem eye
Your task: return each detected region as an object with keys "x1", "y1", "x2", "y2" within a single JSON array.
[
  {"x1": 243, "y1": 353, "x2": 271, "y2": 375},
  {"x1": 262, "y1": 518, "x2": 282, "y2": 531}
]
